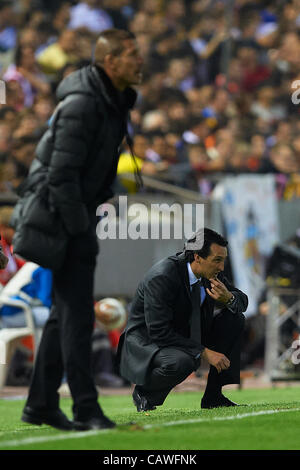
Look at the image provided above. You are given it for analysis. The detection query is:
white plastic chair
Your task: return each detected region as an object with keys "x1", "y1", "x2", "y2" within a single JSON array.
[
  {"x1": 0, "y1": 296, "x2": 38, "y2": 390},
  {"x1": 0, "y1": 262, "x2": 51, "y2": 390}
]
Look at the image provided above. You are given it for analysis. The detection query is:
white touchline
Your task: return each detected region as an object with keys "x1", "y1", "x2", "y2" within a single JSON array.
[
  {"x1": 0, "y1": 429, "x2": 108, "y2": 448},
  {"x1": 1, "y1": 407, "x2": 300, "y2": 448},
  {"x1": 144, "y1": 407, "x2": 300, "y2": 429}
]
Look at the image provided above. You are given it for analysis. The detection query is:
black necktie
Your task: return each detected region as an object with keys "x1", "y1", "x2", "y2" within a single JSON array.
[{"x1": 190, "y1": 280, "x2": 201, "y2": 342}]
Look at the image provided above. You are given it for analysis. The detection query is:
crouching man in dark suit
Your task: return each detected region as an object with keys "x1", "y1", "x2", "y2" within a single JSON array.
[{"x1": 118, "y1": 227, "x2": 248, "y2": 411}]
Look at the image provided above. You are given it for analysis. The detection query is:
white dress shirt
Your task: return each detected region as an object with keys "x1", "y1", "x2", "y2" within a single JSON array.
[{"x1": 187, "y1": 263, "x2": 206, "y2": 305}]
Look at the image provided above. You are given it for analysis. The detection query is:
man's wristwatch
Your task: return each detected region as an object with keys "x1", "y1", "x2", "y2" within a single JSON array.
[{"x1": 226, "y1": 294, "x2": 235, "y2": 307}]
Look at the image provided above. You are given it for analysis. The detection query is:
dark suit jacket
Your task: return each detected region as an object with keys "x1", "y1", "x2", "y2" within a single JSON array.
[{"x1": 118, "y1": 252, "x2": 248, "y2": 385}]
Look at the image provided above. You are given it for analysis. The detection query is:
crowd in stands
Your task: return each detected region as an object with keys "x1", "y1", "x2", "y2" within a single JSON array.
[{"x1": 0, "y1": 0, "x2": 299, "y2": 198}]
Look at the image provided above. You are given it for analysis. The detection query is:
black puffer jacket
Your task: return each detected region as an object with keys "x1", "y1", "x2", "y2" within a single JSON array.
[{"x1": 26, "y1": 65, "x2": 137, "y2": 236}]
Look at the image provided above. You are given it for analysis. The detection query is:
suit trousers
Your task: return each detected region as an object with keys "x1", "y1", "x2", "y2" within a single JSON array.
[
  {"x1": 26, "y1": 226, "x2": 102, "y2": 421},
  {"x1": 139, "y1": 309, "x2": 245, "y2": 406}
]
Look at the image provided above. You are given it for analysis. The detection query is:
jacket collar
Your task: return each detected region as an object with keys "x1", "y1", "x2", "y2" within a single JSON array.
[
  {"x1": 90, "y1": 65, "x2": 137, "y2": 114},
  {"x1": 172, "y1": 252, "x2": 191, "y2": 299},
  {"x1": 173, "y1": 252, "x2": 210, "y2": 290}
]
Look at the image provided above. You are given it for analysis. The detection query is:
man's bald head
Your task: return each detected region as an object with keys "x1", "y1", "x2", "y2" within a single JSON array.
[{"x1": 93, "y1": 28, "x2": 136, "y2": 67}]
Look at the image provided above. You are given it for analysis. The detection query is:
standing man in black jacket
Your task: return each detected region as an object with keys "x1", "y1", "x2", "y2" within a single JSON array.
[
  {"x1": 118, "y1": 228, "x2": 248, "y2": 411},
  {"x1": 20, "y1": 29, "x2": 143, "y2": 431}
]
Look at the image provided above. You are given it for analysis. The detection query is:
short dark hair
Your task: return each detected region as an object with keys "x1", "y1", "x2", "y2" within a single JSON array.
[
  {"x1": 184, "y1": 227, "x2": 228, "y2": 263},
  {"x1": 93, "y1": 28, "x2": 136, "y2": 67}
]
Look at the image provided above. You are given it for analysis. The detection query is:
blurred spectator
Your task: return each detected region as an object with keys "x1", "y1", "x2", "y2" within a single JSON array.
[
  {"x1": 258, "y1": 142, "x2": 300, "y2": 174},
  {"x1": 37, "y1": 29, "x2": 79, "y2": 77},
  {"x1": 10, "y1": 135, "x2": 39, "y2": 168},
  {"x1": 163, "y1": 96, "x2": 189, "y2": 134},
  {"x1": 0, "y1": 122, "x2": 12, "y2": 160},
  {"x1": 0, "y1": 205, "x2": 25, "y2": 287},
  {"x1": 76, "y1": 29, "x2": 95, "y2": 63},
  {"x1": 4, "y1": 44, "x2": 50, "y2": 108},
  {"x1": 201, "y1": 88, "x2": 233, "y2": 128},
  {"x1": 185, "y1": 142, "x2": 211, "y2": 187},
  {"x1": 164, "y1": 0, "x2": 186, "y2": 31},
  {"x1": 12, "y1": 110, "x2": 42, "y2": 139},
  {"x1": 148, "y1": 28, "x2": 194, "y2": 74},
  {"x1": 237, "y1": 45, "x2": 272, "y2": 92},
  {"x1": 250, "y1": 85, "x2": 287, "y2": 125},
  {"x1": 102, "y1": 0, "x2": 132, "y2": 30},
  {"x1": 68, "y1": 0, "x2": 113, "y2": 33},
  {"x1": 178, "y1": 115, "x2": 211, "y2": 163},
  {"x1": 165, "y1": 57, "x2": 197, "y2": 93},
  {"x1": 145, "y1": 132, "x2": 170, "y2": 166},
  {"x1": 268, "y1": 121, "x2": 293, "y2": 148},
  {"x1": 0, "y1": 106, "x2": 17, "y2": 131},
  {"x1": 32, "y1": 93, "x2": 56, "y2": 124},
  {"x1": 5, "y1": 80, "x2": 25, "y2": 111},
  {"x1": 52, "y1": 2, "x2": 72, "y2": 35},
  {"x1": 0, "y1": 154, "x2": 29, "y2": 192},
  {"x1": 117, "y1": 133, "x2": 166, "y2": 192},
  {"x1": 0, "y1": 1, "x2": 17, "y2": 53},
  {"x1": 17, "y1": 25, "x2": 42, "y2": 50},
  {"x1": 226, "y1": 142, "x2": 250, "y2": 174},
  {"x1": 187, "y1": 15, "x2": 228, "y2": 72},
  {"x1": 129, "y1": 10, "x2": 151, "y2": 36},
  {"x1": 246, "y1": 134, "x2": 267, "y2": 172},
  {"x1": 271, "y1": 31, "x2": 300, "y2": 77},
  {"x1": 141, "y1": 109, "x2": 169, "y2": 133}
]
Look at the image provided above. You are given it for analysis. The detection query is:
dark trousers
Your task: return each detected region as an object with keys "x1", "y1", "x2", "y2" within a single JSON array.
[
  {"x1": 26, "y1": 227, "x2": 102, "y2": 421},
  {"x1": 139, "y1": 309, "x2": 245, "y2": 406}
]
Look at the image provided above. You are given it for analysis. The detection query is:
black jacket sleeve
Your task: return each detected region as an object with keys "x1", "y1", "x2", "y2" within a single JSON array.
[{"x1": 222, "y1": 276, "x2": 248, "y2": 314}]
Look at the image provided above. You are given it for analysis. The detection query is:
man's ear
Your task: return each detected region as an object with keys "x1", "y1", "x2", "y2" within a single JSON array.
[
  {"x1": 194, "y1": 253, "x2": 201, "y2": 263},
  {"x1": 103, "y1": 54, "x2": 115, "y2": 70}
]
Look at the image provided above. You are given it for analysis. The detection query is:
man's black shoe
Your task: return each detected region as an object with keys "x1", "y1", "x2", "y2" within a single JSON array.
[
  {"x1": 201, "y1": 394, "x2": 244, "y2": 409},
  {"x1": 21, "y1": 406, "x2": 73, "y2": 430},
  {"x1": 132, "y1": 387, "x2": 156, "y2": 412},
  {"x1": 73, "y1": 415, "x2": 116, "y2": 431}
]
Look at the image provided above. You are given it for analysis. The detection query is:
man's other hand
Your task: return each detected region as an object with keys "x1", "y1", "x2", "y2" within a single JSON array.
[{"x1": 202, "y1": 347, "x2": 230, "y2": 373}]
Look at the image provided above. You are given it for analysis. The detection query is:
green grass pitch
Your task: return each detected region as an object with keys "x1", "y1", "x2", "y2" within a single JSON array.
[{"x1": 1, "y1": 387, "x2": 300, "y2": 450}]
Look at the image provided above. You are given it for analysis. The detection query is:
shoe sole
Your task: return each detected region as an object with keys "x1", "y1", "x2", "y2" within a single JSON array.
[
  {"x1": 21, "y1": 413, "x2": 42, "y2": 426},
  {"x1": 201, "y1": 403, "x2": 244, "y2": 409},
  {"x1": 21, "y1": 413, "x2": 73, "y2": 430}
]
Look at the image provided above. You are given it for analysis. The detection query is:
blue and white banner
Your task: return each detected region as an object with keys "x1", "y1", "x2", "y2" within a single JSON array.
[{"x1": 220, "y1": 175, "x2": 280, "y2": 317}]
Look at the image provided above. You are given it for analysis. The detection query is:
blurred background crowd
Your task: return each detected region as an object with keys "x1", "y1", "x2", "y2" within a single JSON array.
[{"x1": 0, "y1": 0, "x2": 299, "y2": 197}]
